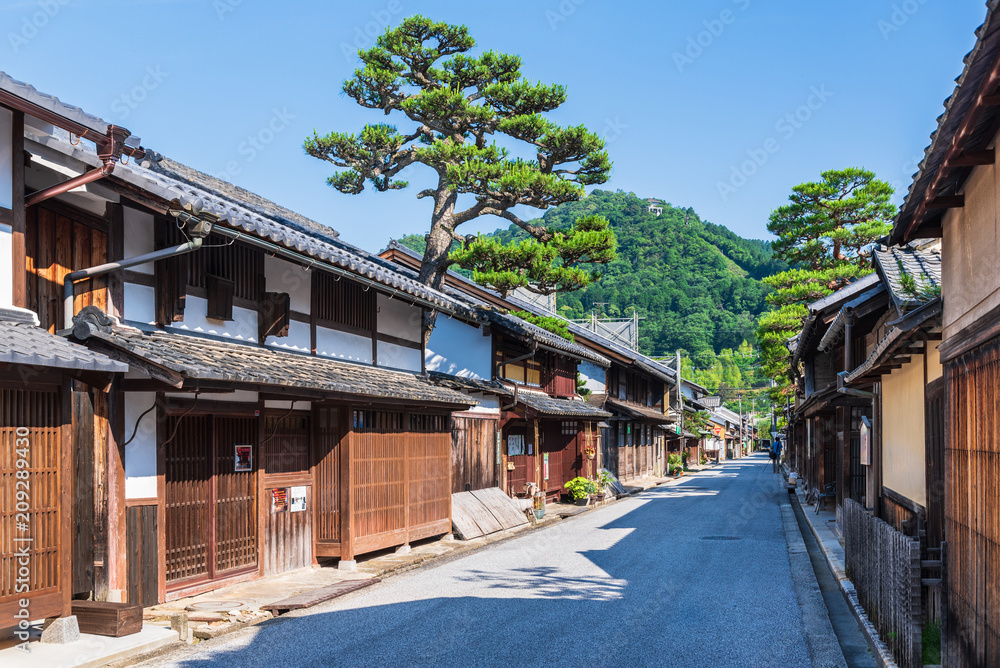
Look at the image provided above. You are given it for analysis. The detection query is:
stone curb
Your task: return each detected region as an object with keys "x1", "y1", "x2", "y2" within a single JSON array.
[{"x1": 794, "y1": 492, "x2": 898, "y2": 668}]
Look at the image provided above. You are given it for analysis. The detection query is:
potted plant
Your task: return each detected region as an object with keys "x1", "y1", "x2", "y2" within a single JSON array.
[
  {"x1": 668, "y1": 453, "x2": 684, "y2": 478},
  {"x1": 594, "y1": 470, "x2": 613, "y2": 503},
  {"x1": 564, "y1": 477, "x2": 598, "y2": 505}
]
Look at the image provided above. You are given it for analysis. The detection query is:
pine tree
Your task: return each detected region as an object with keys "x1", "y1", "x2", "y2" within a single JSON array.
[
  {"x1": 757, "y1": 168, "x2": 895, "y2": 399},
  {"x1": 305, "y1": 16, "x2": 616, "y2": 296}
]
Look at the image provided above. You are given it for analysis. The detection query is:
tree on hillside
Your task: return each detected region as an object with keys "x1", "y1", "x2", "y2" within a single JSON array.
[
  {"x1": 305, "y1": 16, "x2": 616, "y2": 296},
  {"x1": 757, "y1": 168, "x2": 895, "y2": 399}
]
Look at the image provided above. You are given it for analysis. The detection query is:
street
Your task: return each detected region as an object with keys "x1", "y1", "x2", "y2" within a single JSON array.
[{"x1": 141, "y1": 454, "x2": 846, "y2": 668}]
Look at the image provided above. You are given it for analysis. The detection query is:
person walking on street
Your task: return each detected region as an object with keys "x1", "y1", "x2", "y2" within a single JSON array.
[{"x1": 770, "y1": 438, "x2": 783, "y2": 473}]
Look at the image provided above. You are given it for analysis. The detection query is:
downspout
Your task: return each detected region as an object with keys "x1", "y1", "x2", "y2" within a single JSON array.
[
  {"x1": 63, "y1": 238, "x2": 204, "y2": 328},
  {"x1": 836, "y1": 371, "x2": 876, "y2": 399},
  {"x1": 26, "y1": 159, "x2": 115, "y2": 208},
  {"x1": 843, "y1": 308, "x2": 855, "y2": 372}
]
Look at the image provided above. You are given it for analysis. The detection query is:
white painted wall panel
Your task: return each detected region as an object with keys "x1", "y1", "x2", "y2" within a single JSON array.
[
  {"x1": 124, "y1": 392, "x2": 157, "y2": 499},
  {"x1": 265, "y1": 255, "x2": 311, "y2": 313},
  {"x1": 377, "y1": 293, "x2": 422, "y2": 342},
  {"x1": 578, "y1": 360, "x2": 607, "y2": 393},
  {"x1": 267, "y1": 319, "x2": 310, "y2": 353},
  {"x1": 316, "y1": 325, "x2": 372, "y2": 364},
  {"x1": 122, "y1": 207, "x2": 155, "y2": 274},
  {"x1": 264, "y1": 400, "x2": 312, "y2": 410},
  {"x1": 425, "y1": 317, "x2": 491, "y2": 379},
  {"x1": 124, "y1": 282, "x2": 156, "y2": 324},
  {"x1": 377, "y1": 340, "x2": 422, "y2": 372},
  {"x1": 0, "y1": 224, "x2": 11, "y2": 308},
  {"x1": 169, "y1": 296, "x2": 258, "y2": 342},
  {"x1": 0, "y1": 108, "x2": 12, "y2": 210}
]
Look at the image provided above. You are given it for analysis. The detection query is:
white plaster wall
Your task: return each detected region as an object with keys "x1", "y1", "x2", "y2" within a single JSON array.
[
  {"x1": 0, "y1": 223, "x2": 11, "y2": 308},
  {"x1": 425, "y1": 317, "x2": 491, "y2": 379},
  {"x1": 316, "y1": 325, "x2": 372, "y2": 363},
  {"x1": 578, "y1": 360, "x2": 607, "y2": 393},
  {"x1": 124, "y1": 392, "x2": 157, "y2": 499},
  {"x1": 169, "y1": 295, "x2": 258, "y2": 342},
  {"x1": 377, "y1": 340, "x2": 422, "y2": 372},
  {"x1": 377, "y1": 293, "x2": 421, "y2": 342},
  {"x1": 124, "y1": 282, "x2": 156, "y2": 324},
  {"x1": 463, "y1": 392, "x2": 500, "y2": 415},
  {"x1": 267, "y1": 319, "x2": 310, "y2": 353},
  {"x1": 882, "y1": 355, "x2": 927, "y2": 507},
  {"x1": 0, "y1": 107, "x2": 12, "y2": 210},
  {"x1": 164, "y1": 390, "x2": 259, "y2": 404},
  {"x1": 122, "y1": 207, "x2": 155, "y2": 274},
  {"x1": 927, "y1": 341, "x2": 943, "y2": 383},
  {"x1": 264, "y1": 400, "x2": 311, "y2": 410},
  {"x1": 265, "y1": 255, "x2": 310, "y2": 313}
]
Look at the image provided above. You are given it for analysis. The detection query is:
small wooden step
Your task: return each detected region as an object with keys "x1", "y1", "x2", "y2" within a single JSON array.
[
  {"x1": 261, "y1": 579, "x2": 380, "y2": 616},
  {"x1": 72, "y1": 600, "x2": 143, "y2": 637}
]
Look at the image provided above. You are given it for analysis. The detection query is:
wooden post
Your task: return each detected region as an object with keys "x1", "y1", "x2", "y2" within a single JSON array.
[
  {"x1": 60, "y1": 384, "x2": 73, "y2": 617},
  {"x1": 11, "y1": 110, "x2": 25, "y2": 308},
  {"x1": 155, "y1": 394, "x2": 166, "y2": 603},
  {"x1": 533, "y1": 418, "x2": 541, "y2": 490},
  {"x1": 338, "y1": 405, "x2": 353, "y2": 563},
  {"x1": 107, "y1": 379, "x2": 126, "y2": 600},
  {"x1": 257, "y1": 398, "x2": 266, "y2": 575}
]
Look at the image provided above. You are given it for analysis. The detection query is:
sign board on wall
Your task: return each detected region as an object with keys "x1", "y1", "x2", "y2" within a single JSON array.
[
  {"x1": 289, "y1": 486, "x2": 307, "y2": 513},
  {"x1": 271, "y1": 488, "x2": 287, "y2": 513},
  {"x1": 543, "y1": 453, "x2": 549, "y2": 481},
  {"x1": 234, "y1": 445, "x2": 253, "y2": 472},
  {"x1": 507, "y1": 434, "x2": 525, "y2": 456},
  {"x1": 860, "y1": 416, "x2": 872, "y2": 466}
]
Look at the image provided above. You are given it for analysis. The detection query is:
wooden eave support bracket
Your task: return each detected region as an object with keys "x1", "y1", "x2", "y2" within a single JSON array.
[
  {"x1": 949, "y1": 149, "x2": 995, "y2": 167},
  {"x1": 926, "y1": 195, "x2": 964, "y2": 210}
]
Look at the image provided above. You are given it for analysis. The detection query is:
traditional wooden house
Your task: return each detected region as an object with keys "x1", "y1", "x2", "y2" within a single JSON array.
[
  {"x1": 888, "y1": 4, "x2": 1000, "y2": 661},
  {"x1": 3, "y1": 72, "x2": 491, "y2": 615},
  {"x1": 380, "y1": 241, "x2": 707, "y2": 488},
  {"x1": 1, "y1": 74, "x2": 142, "y2": 632}
]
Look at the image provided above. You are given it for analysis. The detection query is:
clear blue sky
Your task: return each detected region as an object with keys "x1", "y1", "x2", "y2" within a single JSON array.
[{"x1": 2, "y1": 0, "x2": 986, "y2": 250}]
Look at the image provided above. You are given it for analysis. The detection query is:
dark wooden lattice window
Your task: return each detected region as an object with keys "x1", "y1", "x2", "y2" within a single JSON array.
[
  {"x1": 409, "y1": 414, "x2": 448, "y2": 433},
  {"x1": 353, "y1": 410, "x2": 403, "y2": 432},
  {"x1": 158, "y1": 220, "x2": 264, "y2": 302},
  {"x1": 314, "y1": 272, "x2": 375, "y2": 332}
]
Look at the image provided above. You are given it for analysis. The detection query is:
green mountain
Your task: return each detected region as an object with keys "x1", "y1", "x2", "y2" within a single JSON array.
[{"x1": 400, "y1": 190, "x2": 785, "y2": 361}]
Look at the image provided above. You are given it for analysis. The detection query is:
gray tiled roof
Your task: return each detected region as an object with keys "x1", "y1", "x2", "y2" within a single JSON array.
[
  {"x1": 32, "y1": 132, "x2": 478, "y2": 318},
  {"x1": 0, "y1": 320, "x2": 127, "y2": 373},
  {"x1": 874, "y1": 243, "x2": 942, "y2": 311},
  {"x1": 0, "y1": 71, "x2": 110, "y2": 136},
  {"x1": 604, "y1": 397, "x2": 670, "y2": 422},
  {"x1": 515, "y1": 391, "x2": 611, "y2": 418},
  {"x1": 484, "y1": 309, "x2": 611, "y2": 368},
  {"x1": 79, "y1": 326, "x2": 475, "y2": 407},
  {"x1": 427, "y1": 372, "x2": 513, "y2": 397}
]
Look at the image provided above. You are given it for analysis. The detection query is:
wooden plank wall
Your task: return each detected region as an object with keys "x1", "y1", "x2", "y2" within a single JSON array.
[
  {"x1": 24, "y1": 204, "x2": 107, "y2": 333},
  {"x1": 125, "y1": 504, "x2": 158, "y2": 607},
  {"x1": 0, "y1": 387, "x2": 66, "y2": 625},
  {"x1": 945, "y1": 337, "x2": 1000, "y2": 668},
  {"x1": 263, "y1": 499, "x2": 312, "y2": 576},
  {"x1": 451, "y1": 417, "x2": 498, "y2": 493}
]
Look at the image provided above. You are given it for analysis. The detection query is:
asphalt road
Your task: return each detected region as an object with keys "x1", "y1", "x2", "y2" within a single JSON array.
[{"x1": 143, "y1": 454, "x2": 838, "y2": 668}]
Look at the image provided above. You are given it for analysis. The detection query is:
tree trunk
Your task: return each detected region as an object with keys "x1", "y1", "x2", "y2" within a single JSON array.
[{"x1": 418, "y1": 184, "x2": 458, "y2": 292}]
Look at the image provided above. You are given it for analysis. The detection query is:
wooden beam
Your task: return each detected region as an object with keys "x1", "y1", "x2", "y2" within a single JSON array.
[
  {"x1": 12, "y1": 111, "x2": 25, "y2": 308},
  {"x1": 981, "y1": 93, "x2": 1000, "y2": 106},
  {"x1": 949, "y1": 149, "x2": 995, "y2": 167},
  {"x1": 926, "y1": 196, "x2": 965, "y2": 210}
]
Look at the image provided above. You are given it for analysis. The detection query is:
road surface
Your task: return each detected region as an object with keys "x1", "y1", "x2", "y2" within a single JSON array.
[{"x1": 141, "y1": 454, "x2": 848, "y2": 667}]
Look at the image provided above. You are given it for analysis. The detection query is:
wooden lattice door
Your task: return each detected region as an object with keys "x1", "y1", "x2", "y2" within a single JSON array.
[
  {"x1": 0, "y1": 388, "x2": 67, "y2": 626},
  {"x1": 314, "y1": 407, "x2": 341, "y2": 546},
  {"x1": 164, "y1": 414, "x2": 257, "y2": 587}
]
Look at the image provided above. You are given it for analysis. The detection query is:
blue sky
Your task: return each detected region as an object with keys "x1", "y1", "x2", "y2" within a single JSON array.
[{"x1": 2, "y1": 0, "x2": 986, "y2": 250}]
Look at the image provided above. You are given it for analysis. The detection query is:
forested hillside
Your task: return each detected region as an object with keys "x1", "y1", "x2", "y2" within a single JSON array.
[{"x1": 399, "y1": 190, "x2": 785, "y2": 358}]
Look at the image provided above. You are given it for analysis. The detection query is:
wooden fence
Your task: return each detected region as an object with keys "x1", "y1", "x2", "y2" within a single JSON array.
[{"x1": 842, "y1": 498, "x2": 922, "y2": 668}]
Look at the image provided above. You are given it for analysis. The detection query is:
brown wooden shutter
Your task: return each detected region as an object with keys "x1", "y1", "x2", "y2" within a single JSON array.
[
  {"x1": 206, "y1": 274, "x2": 235, "y2": 321},
  {"x1": 154, "y1": 217, "x2": 188, "y2": 325},
  {"x1": 259, "y1": 291, "x2": 290, "y2": 340}
]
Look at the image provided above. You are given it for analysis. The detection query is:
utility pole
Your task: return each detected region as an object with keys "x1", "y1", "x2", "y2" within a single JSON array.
[
  {"x1": 738, "y1": 393, "x2": 744, "y2": 457},
  {"x1": 675, "y1": 350, "x2": 683, "y2": 459}
]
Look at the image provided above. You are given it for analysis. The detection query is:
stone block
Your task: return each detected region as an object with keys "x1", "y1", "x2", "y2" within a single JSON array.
[{"x1": 40, "y1": 616, "x2": 80, "y2": 644}]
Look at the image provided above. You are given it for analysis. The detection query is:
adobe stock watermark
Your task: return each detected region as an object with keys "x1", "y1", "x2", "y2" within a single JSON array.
[
  {"x1": 213, "y1": 0, "x2": 244, "y2": 21},
  {"x1": 110, "y1": 66, "x2": 169, "y2": 121},
  {"x1": 877, "y1": 0, "x2": 929, "y2": 40},
  {"x1": 545, "y1": 0, "x2": 588, "y2": 32},
  {"x1": 214, "y1": 107, "x2": 296, "y2": 183},
  {"x1": 716, "y1": 84, "x2": 834, "y2": 202},
  {"x1": 673, "y1": 0, "x2": 752, "y2": 73},
  {"x1": 7, "y1": 0, "x2": 70, "y2": 54},
  {"x1": 340, "y1": 0, "x2": 405, "y2": 62},
  {"x1": 602, "y1": 116, "x2": 628, "y2": 145},
  {"x1": 12, "y1": 426, "x2": 33, "y2": 652}
]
